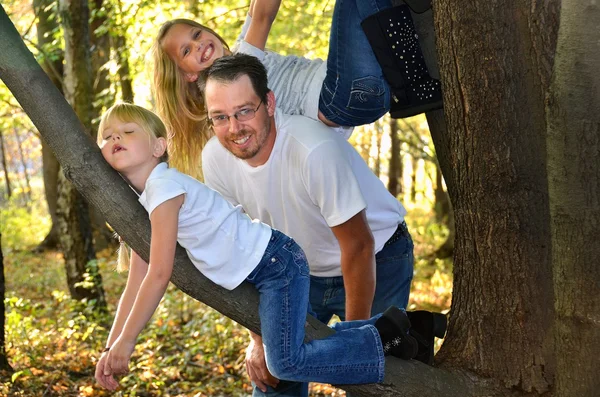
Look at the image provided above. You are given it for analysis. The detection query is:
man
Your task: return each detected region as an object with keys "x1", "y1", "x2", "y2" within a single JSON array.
[{"x1": 201, "y1": 53, "x2": 416, "y2": 396}]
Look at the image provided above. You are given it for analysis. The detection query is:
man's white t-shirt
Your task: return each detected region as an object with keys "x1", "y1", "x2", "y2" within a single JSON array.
[
  {"x1": 138, "y1": 163, "x2": 272, "y2": 290},
  {"x1": 202, "y1": 110, "x2": 406, "y2": 278}
]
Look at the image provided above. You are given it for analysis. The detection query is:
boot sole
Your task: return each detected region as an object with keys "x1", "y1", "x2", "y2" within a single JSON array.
[
  {"x1": 432, "y1": 312, "x2": 448, "y2": 339},
  {"x1": 390, "y1": 99, "x2": 444, "y2": 119}
]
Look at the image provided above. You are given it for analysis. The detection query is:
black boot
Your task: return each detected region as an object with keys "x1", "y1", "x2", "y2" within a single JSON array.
[
  {"x1": 406, "y1": 310, "x2": 447, "y2": 365},
  {"x1": 374, "y1": 306, "x2": 418, "y2": 360},
  {"x1": 361, "y1": 5, "x2": 443, "y2": 119}
]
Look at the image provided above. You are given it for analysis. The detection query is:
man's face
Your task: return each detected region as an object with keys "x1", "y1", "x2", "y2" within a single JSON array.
[{"x1": 204, "y1": 75, "x2": 276, "y2": 167}]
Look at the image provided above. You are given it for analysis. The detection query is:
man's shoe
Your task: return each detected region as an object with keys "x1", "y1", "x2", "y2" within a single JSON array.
[
  {"x1": 407, "y1": 310, "x2": 447, "y2": 365},
  {"x1": 375, "y1": 306, "x2": 418, "y2": 360}
]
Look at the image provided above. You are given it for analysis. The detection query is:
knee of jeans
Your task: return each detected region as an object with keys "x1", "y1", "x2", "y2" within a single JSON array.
[{"x1": 265, "y1": 356, "x2": 295, "y2": 381}]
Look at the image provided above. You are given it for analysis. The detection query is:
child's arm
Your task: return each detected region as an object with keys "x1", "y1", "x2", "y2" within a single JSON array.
[
  {"x1": 95, "y1": 250, "x2": 148, "y2": 390},
  {"x1": 104, "y1": 194, "x2": 184, "y2": 376},
  {"x1": 244, "y1": 0, "x2": 282, "y2": 51}
]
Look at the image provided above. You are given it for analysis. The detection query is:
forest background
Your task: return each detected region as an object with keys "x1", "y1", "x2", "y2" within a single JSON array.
[{"x1": 0, "y1": 0, "x2": 452, "y2": 395}]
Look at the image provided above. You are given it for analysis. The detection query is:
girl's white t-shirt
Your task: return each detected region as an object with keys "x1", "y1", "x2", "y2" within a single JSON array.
[{"x1": 138, "y1": 163, "x2": 272, "y2": 290}]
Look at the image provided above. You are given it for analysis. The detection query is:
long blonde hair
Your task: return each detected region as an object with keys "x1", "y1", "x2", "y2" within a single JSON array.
[{"x1": 151, "y1": 19, "x2": 229, "y2": 179}]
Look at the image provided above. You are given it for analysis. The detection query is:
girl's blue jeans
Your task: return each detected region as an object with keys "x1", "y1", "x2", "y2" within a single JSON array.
[
  {"x1": 246, "y1": 230, "x2": 386, "y2": 385},
  {"x1": 319, "y1": 0, "x2": 394, "y2": 126}
]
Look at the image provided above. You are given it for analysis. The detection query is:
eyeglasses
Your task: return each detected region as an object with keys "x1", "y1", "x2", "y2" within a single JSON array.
[{"x1": 208, "y1": 101, "x2": 263, "y2": 128}]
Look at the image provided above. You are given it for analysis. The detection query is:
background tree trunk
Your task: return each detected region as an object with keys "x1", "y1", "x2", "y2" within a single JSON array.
[
  {"x1": 431, "y1": 0, "x2": 560, "y2": 392},
  {"x1": 57, "y1": 0, "x2": 105, "y2": 308},
  {"x1": 12, "y1": 128, "x2": 32, "y2": 201},
  {"x1": 546, "y1": 0, "x2": 600, "y2": 393},
  {"x1": 388, "y1": 118, "x2": 402, "y2": 196},
  {"x1": 114, "y1": 33, "x2": 134, "y2": 103},
  {"x1": 410, "y1": 156, "x2": 417, "y2": 203},
  {"x1": 0, "y1": 234, "x2": 12, "y2": 372},
  {"x1": 33, "y1": 0, "x2": 63, "y2": 250},
  {"x1": 0, "y1": 130, "x2": 12, "y2": 198}
]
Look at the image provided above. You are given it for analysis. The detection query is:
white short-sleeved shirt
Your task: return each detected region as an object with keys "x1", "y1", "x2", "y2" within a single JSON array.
[
  {"x1": 138, "y1": 163, "x2": 272, "y2": 290},
  {"x1": 202, "y1": 110, "x2": 405, "y2": 278}
]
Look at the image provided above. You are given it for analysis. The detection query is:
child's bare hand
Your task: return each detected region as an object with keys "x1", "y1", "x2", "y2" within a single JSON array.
[
  {"x1": 95, "y1": 352, "x2": 120, "y2": 391},
  {"x1": 106, "y1": 337, "x2": 136, "y2": 375}
]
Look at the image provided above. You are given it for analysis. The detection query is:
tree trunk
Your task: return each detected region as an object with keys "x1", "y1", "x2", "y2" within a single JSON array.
[
  {"x1": 114, "y1": 33, "x2": 134, "y2": 103},
  {"x1": 431, "y1": 0, "x2": 560, "y2": 393},
  {"x1": 57, "y1": 0, "x2": 105, "y2": 308},
  {"x1": 38, "y1": 142, "x2": 61, "y2": 249},
  {"x1": 0, "y1": 130, "x2": 12, "y2": 198},
  {"x1": 388, "y1": 118, "x2": 402, "y2": 197},
  {"x1": 546, "y1": 0, "x2": 600, "y2": 394},
  {"x1": 374, "y1": 121, "x2": 382, "y2": 178},
  {"x1": 12, "y1": 127, "x2": 32, "y2": 201},
  {"x1": 0, "y1": 233, "x2": 12, "y2": 372},
  {"x1": 33, "y1": 0, "x2": 63, "y2": 250},
  {"x1": 410, "y1": 156, "x2": 417, "y2": 203}
]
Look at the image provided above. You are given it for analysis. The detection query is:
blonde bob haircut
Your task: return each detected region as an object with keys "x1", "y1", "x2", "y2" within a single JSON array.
[
  {"x1": 98, "y1": 102, "x2": 169, "y2": 164},
  {"x1": 151, "y1": 19, "x2": 230, "y2": 180},
  {"x1": 98, "y1": 102, "x2": 171, "y2": 272}
]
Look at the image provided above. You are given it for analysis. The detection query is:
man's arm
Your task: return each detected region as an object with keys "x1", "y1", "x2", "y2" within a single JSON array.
[
  {"x1": 330, "y1": 209, "x2": 376, "y2": 321},
  {"x1": 245, "y1": 331, "x2": 279, "y2": 392}
]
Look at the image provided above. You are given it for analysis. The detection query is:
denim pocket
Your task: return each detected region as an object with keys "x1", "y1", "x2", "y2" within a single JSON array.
[
  {"x1": 282, "y1": 240, "x2": 310, "y2": 277},
  {"x1": 347, "y1": 76, "x2": 386, "y2": 111}
]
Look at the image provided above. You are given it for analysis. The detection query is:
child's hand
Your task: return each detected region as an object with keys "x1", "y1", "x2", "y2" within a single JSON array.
[
  {"x1": 95, "y1": 351, "x2": 120, "y2": 390},
  {"x1": 105, "y1": 337, "x2": 136, "y2": 375}
]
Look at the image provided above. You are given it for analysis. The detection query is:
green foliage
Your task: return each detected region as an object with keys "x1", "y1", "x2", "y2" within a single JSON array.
[{"x1": 0, "y1": 184, "x2": 50, "y2": 251}]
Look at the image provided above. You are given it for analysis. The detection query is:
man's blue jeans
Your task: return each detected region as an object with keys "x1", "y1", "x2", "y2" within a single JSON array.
[
  {"x1": 319, "y1": 0, "x2": 395, "y2": 126},
  {"x1": 246, "y1": 230, "x2": 386, "y2": 388},
  {"x1": 251, "y1": 224, "x2": 414, "y2": 396}
]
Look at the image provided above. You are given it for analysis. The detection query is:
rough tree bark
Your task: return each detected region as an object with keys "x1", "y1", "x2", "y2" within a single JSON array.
[
  {"x1": 431, "y1": 0, "x2": 560, "y2": 393},
  {"x1": 57, "y1": 0, "x2": 106, "y2": 307},
  {"x1": 545, "y1": 0, "x2": 600, "y2": 393},
  {"x1": 33, "y1": 0, "x2": 62, "y2": 250}
]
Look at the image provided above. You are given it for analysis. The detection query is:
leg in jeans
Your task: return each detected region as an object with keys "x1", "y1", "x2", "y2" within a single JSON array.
[
  {"x1": 371, "y1": 223, "x2": 415, "y2": 314},
  {"x1": 246, "y1": 231, "x2": 385, "y2": 385},
  {"x1": 319, "y1": 0, "x2": 394, "y2": 126},
  {"x1": 309, "y1": 224, "x2": 414, "y2": 323}
]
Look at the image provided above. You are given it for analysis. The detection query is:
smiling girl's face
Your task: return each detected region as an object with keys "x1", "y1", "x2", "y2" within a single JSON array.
[{"x1": 162, "y1": 23, "x2": 230, "y2": 82}]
